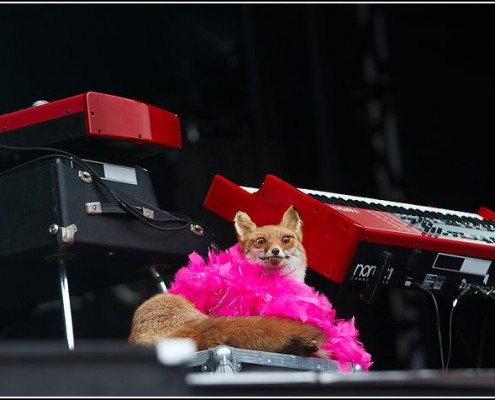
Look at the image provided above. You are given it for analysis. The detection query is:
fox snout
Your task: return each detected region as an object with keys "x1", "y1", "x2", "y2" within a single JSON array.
[
  {"x1": 262, "y1": 247, "x2": 288, "y2": 266},
  {"x1": 267, "y1": 247, "x2": 286, "y2": 258},
  {"x1": 266, "y1": 247, "x2": 280, "y2": 257}
]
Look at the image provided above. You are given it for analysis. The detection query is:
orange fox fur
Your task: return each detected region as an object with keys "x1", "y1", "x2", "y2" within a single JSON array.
[
  {"x1": 128, "y1": 206, "x2": 324, "y2": 356},
  {"x1": 128, "y1": 292, "x2": 324, "y2": 356},
  {"x1": 234, "y1": 205, "x2": 307, "y2": 282}
]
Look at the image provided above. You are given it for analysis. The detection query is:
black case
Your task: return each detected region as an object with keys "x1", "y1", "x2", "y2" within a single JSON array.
[{"x1": 0, "y1": 156, "x2": 215, "y2": 312}]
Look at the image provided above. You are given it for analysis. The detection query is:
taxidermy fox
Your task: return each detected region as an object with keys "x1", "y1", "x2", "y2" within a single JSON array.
[
  {"x1": 128, "y1": 205, "x2": 325, "y2": 357},
  {"x1": 234, "y1": 205, "x2": 307, "y2": 282}
]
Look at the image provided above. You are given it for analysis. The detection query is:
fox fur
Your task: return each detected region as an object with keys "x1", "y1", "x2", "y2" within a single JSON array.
[
  {"x1": 128, "y1": 292, "x2": 325, "y2": 356},
  {"x1": 128, "y1": 205, "x2": 325, "y2": 357}
]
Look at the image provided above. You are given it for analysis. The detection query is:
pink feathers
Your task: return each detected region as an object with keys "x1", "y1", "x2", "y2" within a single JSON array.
[{"x1": 169, "y1": 244, "x2": 373, "y2": 372}]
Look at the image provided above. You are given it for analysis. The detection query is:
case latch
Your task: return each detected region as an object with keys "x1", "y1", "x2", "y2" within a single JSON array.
[{"x1": 49, "y1": 223, "x2": 78, "y2": 244}]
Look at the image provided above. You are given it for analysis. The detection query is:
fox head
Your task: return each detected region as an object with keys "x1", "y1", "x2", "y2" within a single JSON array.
[{"x1": 233, "y1": 205, "x2": 307, "y2": 282}]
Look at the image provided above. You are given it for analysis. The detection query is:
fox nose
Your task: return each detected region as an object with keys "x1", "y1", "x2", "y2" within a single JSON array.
[{"x1": 271, "y1": 248, "x2": 280, "y2": 256}]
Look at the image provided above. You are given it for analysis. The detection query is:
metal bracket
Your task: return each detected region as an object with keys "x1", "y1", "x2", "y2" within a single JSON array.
[
  {"x1": 188, "y1": 345, "x2": 240, "y2": 374},
  {"x1": 190, "y1": 224, "x2": 204, "y2": 236},
  {"x1": 78, "y1": 170, "x2": 93, "y2": 183},
  {"x1": 141, "y1": 207, "x2": 155, "y2": 219},
  {"x1": 85, "y1": 202, "x2": 102, "y2": 214},
  {"x1": 59, "y1": 224, "x2": 78, "y2": 244},
  {"x1": 85, "y1": 202, "x2": 155, "y2": 220}
]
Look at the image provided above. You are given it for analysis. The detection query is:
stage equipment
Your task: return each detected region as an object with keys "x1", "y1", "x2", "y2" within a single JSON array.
[
  {"x1": 0, "y1": 92, "x2": 214, "y2": 348},
  {"x1": 204, "y1": 174, "x2": 495, "y2": 304}
]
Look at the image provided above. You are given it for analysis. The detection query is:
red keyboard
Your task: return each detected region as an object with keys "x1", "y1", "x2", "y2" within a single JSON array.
[
  {"x1": 204, "y1": 174, "x2": 495, "y2": 299},
  {"x1": 0, "y1": 91, "x2": 181, "y2": 161}
]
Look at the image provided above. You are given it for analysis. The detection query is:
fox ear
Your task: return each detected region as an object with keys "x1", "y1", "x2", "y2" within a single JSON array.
[
  {"x1": 281, "y1": 205, "x2": 303, "y2": 239},
  {"x1": 234, "y1": 211, "x2": 257, "y2": 238}
]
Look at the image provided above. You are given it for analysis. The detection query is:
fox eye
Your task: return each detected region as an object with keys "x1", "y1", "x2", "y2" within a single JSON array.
[
  {"x1": 255, "y1": 237, "x2": 266, "y2": 245},
  {"x1": 282, "y1": 236, "x2": 292, "y2": 244}
]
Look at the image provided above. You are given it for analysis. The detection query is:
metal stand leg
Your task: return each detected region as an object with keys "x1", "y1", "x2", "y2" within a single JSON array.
[
  {"x1": 150, "y1": 265, "x2": 168, "y2": 293},
  {"x1": 57, "y1": 257, "x2": 74, "y2": 350}
]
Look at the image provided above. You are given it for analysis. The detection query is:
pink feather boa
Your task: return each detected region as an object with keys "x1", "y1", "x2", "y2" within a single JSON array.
[{"x1": 169, "y1": 244, "x2": 373, "y2": 372}]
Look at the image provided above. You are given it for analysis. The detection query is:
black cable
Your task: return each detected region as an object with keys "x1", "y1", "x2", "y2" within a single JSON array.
[
  {"x1": 445, "y1": 286, "x2": 470, "y2": 372},
  {"x1": 475, "y1": 305, "x2": 490, "y2": 369},
  {"x1": 414, "y1": 282, "x2": 445, "y2": 373},
  {"x1": 474, "y1": 287, "x2": 495, "y2": 368},
  {"x1": 0, "y1": 144, "x2": 211, "y2": 233},
  {"x1": 476, "y1": 287, "x2": 495, "y2": 303}
]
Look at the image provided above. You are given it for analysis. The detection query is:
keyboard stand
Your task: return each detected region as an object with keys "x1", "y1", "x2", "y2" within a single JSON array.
[
  {"x1": 55, "y1": 263, "x2": 173, "y2": 351},
  {"x1": 55, "y1": 257, "x2": 75, "y2": 350}
]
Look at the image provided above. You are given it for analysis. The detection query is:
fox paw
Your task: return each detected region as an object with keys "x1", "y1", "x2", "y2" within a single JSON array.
[{"x1": 279, "y1": 336, "x2": 320, "y2": 357}]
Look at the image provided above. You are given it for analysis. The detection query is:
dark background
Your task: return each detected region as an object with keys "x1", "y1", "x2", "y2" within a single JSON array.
[{"x1": 0, "y1": 2, "x2": 494, "y2": 373}]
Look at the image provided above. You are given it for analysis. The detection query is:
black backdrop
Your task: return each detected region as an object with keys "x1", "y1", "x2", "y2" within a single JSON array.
[{"x1": 0, "y1": 2, "x2": 494, "y2": 372}]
